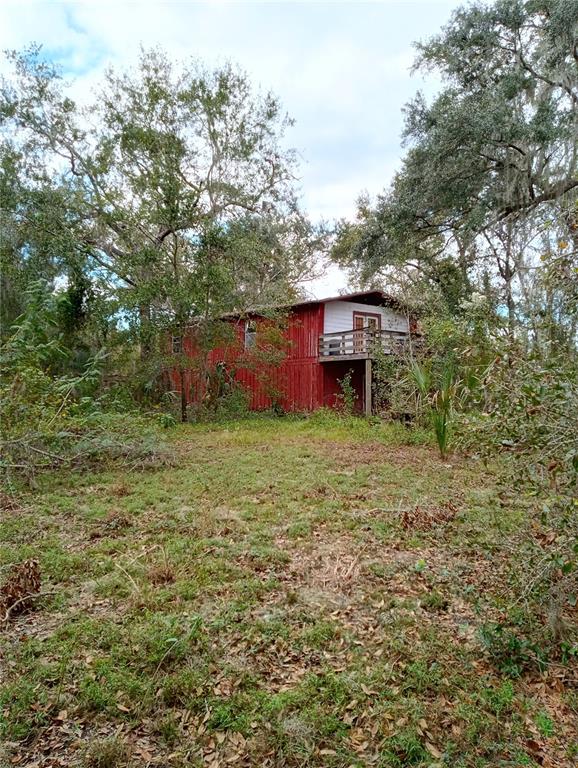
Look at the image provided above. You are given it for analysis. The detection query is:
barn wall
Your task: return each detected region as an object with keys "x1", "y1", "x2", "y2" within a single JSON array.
[
  {"x1": 279, "y1": 303, "x2": 324, "y2": 411},
  {"x1": 236, "y1": 303, "x2": 325, "y2": 411},
  {"x1": 323, "y1": 300, "x2": 409, "y2": 334},
  {"x1": 173, "y1": 304, "x2": 325, "y2": 413}
]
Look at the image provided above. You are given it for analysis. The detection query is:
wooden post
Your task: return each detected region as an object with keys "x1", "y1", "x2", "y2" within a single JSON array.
[{"x1": 364, "y1": 357, "x2": 372, "y2": 417}]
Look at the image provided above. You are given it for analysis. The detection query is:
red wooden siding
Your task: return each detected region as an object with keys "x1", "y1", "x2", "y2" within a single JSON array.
[
  {"x1": 278, "y1": 304, "x2": 324, "y2": 411},
  {"x1": 170, "y1": 303, "x2": 326, "y2": 412}
]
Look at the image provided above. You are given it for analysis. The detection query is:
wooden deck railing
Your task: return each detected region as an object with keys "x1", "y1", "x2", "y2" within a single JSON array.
[{"x1": 318, "y1": 328, "x2": 408, "y2": 359}]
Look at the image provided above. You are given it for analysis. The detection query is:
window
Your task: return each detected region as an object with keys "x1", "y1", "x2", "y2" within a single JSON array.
[
  {"x1": 172, "y1": 335, "x2": 182, "y2": 354},
  {"x1": 244, "y1": 320, "x2": 257, "y2": 349},
  {"x1": 367, "y1": 317, "x2": 379, "y2": 331},
  {"x1": 353, "y1": 312, "x2": 381, "y2": 331},
  {"x1": 353, "y1": 312, "x2": 381, "y2": 352}
]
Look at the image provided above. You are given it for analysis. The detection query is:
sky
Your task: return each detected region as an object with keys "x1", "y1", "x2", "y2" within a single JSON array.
[{"x1": 0, "y1": 0, "x2": 462, "y2": 296}]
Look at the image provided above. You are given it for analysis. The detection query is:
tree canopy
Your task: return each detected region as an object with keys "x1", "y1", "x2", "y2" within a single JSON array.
[
  {"x1": 1, "y1": 47, "x2": 324, "y2": 351},
  {"x1": 333, "y1": 0, "x2": 577, "y2": 341}
]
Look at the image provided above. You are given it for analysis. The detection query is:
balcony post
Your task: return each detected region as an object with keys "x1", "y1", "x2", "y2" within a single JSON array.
[{"x1": 364, "y1": 357, "x2": 372, "y2": 417}]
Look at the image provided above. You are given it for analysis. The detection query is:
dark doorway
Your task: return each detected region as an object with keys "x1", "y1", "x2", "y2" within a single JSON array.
[{"x1": 322, "y1": 360, "x2": 366, "y2": 413}]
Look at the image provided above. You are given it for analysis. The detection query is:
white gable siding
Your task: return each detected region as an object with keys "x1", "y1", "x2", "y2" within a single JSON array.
[{"x1": 323, "y1": 300, "x2": 409, "y2": 334}]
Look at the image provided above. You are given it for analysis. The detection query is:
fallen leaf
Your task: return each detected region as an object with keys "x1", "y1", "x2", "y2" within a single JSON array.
[{"x1": 426, "y1": 742, "x2": 443, "y2": 758}]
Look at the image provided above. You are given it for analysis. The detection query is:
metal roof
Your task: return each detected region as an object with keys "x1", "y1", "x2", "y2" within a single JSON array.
[{"x1": 222, "y1": 290, "x2": 409, "y2": 318}]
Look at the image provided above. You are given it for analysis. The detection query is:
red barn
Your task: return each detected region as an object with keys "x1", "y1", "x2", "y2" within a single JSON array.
[{"x1": 170, "y1": 290, "x2": 412, "y2": 416}]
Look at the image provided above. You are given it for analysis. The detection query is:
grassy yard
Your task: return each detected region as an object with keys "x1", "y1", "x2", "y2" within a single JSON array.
[{"x1": 1, "y1": 414, "x2": 576, "y2": 767}]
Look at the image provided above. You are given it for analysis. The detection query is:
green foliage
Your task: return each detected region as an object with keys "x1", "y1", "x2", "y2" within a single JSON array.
[
  {"x1": 1, "y1": 45, "x2": 324, "y2": 408},
  {"x1": 382, "y1": 729, "x2": 429, "y2": 765},
  {"x1": 457, "y1": 349, "x2": 578, "y2": 641},
  {"x1": 409, "y1": 360, "x2": 430, "y2": 397},
  {"x1": 431, "y1": 408, "x2": 450, "y2": 460},
  {"x1": 1, "y1": 281, "x2": 102, "y2": 431},
  {"x1": 458, "y1": 352, "x2": 577, "y2": 497},
  {"x1": 195, "y1": 382, "x2": 251, "y2": 422},
  {"x1": 408, "y1": 0, "x2": 577, "y2": 232},
  {"x1": 480, "y1": 623, "x2": 547, "y2": 678},
  {"x1": 152, "y1": 412, "x2": 178, "y2": 429},
  {"x1": 336, "y1": 370, "x2": 358, "y2": 415},
  {"x1": 332, "y1": 0, "x2": 577, "y2": 357},
  {"x1": 535, "y1": 711, "x2": 555, "y2": 738},
  {"x1": 430, "y1": 360, "x2": 455, "y2": 459},
  {"x1": 373, "y1": 297, "x2": 576, "y2": 644},
  {"x1": 0, "y1": 283, "x2": 172, "y2": 482},
  {"x1": 391, "y1": 356, "x2": 456, "y2": 458},
  {"x1": 372, "y1": 345, "x2": 418, "y2": 422},
  {"x1": 236, "y1": 313, "x2": 292, "y2": 411}
]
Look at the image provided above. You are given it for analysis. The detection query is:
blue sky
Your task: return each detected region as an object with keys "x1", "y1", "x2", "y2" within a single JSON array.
[{"x1": 0, "y1": 0, "x2": 462, "y2": 294}]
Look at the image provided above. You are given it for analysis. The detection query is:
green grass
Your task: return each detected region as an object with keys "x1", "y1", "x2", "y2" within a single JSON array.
[{"x1": 1, "y1": 413, "x2": 575, "y2": 767}]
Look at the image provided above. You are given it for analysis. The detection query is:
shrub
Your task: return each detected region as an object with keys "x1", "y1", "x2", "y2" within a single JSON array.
[
  {"x1": 336, "y1": 370, "x2": 357, "y2": 415},
  {"x1": 458, "y1": 351, "x2": 577, "y2": 646},
  {"x1": 189, "y1": 377, "x2": 251, "y2": 422},
  {"x1": 0, "y1": 284, "x2": 173, "y2": 484}
]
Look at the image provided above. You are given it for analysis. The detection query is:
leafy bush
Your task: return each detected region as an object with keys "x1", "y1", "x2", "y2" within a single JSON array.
[
  {"x1": 336, "y1": 370, "x2": 358, "y2": 415},
  {"x1": 456, "y1": 347, "x2": 578, "y2": 654},
  {"x1": 372, "y1": 347, "x2": 420, "y2": 421},
  {"x1": 383, "y1": 306, "x2": 577, "y2": 655},
  {"x1": 459, "y1": 353, "x2": 577, "y2": 496},
  {"x1": 0, "y1": 284, "x2": 173, "y2": 484},
  {"x1": 188, "y1": 372, "x2": 251, "y2": 422}
]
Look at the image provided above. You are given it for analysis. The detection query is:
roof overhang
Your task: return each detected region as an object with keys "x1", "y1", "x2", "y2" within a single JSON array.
[{"x1": 221, "y1": 290, "x2": 411, "y2": 320}]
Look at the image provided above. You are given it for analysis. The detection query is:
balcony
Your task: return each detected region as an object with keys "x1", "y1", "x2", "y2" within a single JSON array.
[{"x1": 318, "y1": 328, "x2": 408, "y2": 361}]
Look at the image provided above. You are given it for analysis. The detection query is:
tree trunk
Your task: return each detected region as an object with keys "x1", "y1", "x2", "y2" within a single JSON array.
[
  {"x1": 505, "y1": 265, "x2": 515, "y2": 338},
  {"x1": 503, "y1": 219, "x2": 515, "y2": 339},
  {"x1": 139, "y1": 303, "x2": 152, "y2": 361},
  {"x1": 179, "y1": 368, "x2": 187, "y2": 423}
]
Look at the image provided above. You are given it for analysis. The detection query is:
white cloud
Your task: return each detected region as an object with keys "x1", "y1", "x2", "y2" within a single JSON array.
[{"x1": 0, "y1": 0, "x2": 459, "y2": 296}]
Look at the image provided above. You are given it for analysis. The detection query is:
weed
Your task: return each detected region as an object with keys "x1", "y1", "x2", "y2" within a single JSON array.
[
  {"x1": 0, "y1": 679, "x2": 50, "y2": 741},
  {"x1": 157, "y1": 712, "x2": 181, "y2": 745},
  {"x1": 535, "y1": 710, "x2": 555, "y2": 737},
  {"x1": 83, "y1": 736, "x2": 131, "y2": 768},
  {"x1": 207, "y1": 696, "x2": 253, "y2": 734},
  {"x1": 336, "y1": 371, "x2": 358, "y2": 415},
  {"x1": 480, "y1": 623, "x2": 547, "y2": 677},
  {"x1": 432, "y1": 407, "x2": 450, "y2": 459},
  {"x1": 287, "y1": 520, "x2": 311, "y2": 538},
  {"x1": 402, "y1": 660, "x2": 442, "y2": 695},
  {"x1": 480, "y1": 679, "x2": 514, "y2": 717},
  {"x1": 301, "y1": 620, "x2": 338, "y2": 648},
  {"x1": 421, "y1": 589, "x2": 449, "y2": 612},
  {"x1": 414, "y1": 558, "x2": 427, "y2": 573},
  {"x1": 382, "y1": 728, "x2": 428, "y2": 766}
]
